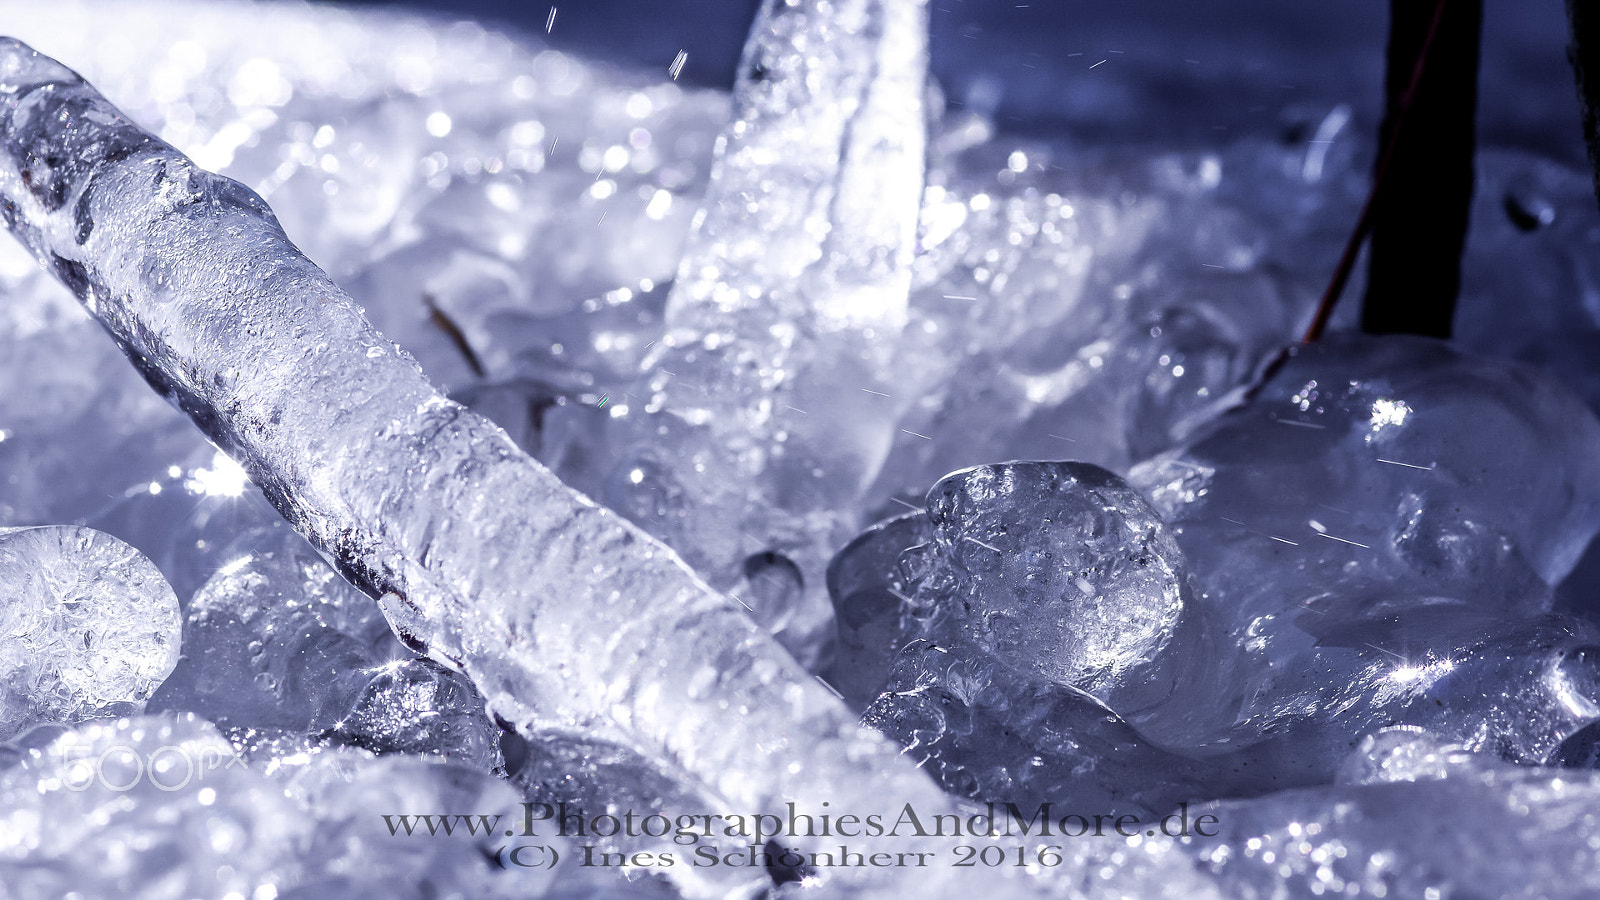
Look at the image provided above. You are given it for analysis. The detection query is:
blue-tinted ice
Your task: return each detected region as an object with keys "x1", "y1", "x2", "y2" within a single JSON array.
[{"x1": 2, "y1": 0, "x2": 1600, "y2": 898}]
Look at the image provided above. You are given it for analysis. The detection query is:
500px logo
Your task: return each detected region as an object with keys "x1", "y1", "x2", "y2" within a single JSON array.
[{"x1": 58, "y1": 744, "x2": 248, "y2": 792}]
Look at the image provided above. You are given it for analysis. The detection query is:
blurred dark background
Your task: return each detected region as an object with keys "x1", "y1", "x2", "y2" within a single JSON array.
[{"x1": 329, "y1": 0, "x2": 1585, "y2": 161}]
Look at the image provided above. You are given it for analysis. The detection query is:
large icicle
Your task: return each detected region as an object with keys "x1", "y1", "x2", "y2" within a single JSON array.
[
  {"x1": 663, "y1": 0, "x2": 926, "y2": 334},
  {"x1": 0, "y1": 37, "x2": 993, "y2": 899},
  {"x1": 599, "y1": 0, "x2": 932, "y2": 658}
]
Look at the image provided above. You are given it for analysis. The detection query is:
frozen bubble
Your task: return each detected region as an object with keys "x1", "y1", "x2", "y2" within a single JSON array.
[{"x1": 0, "y1": 526, "x2": 180, "y2": 740}]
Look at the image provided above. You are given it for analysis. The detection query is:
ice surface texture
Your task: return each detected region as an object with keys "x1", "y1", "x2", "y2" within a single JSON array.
[
  {"x1": 862, "y1": 461, "x2": 1212, "y2": 723},
  {"x1": 0, "y1": 33, "x2": 993, "y2": 899},
  {"x1": 848, "y1": 462, "x2": 1231, "y2": 811},
  {"x1": 1194, "y1": 728, "x2": 1600, "y2": 899},
  {"x1": 1130, "y1": 336, "x2": 1600, "y2": 753},
  {"x1": 0, "y1": 525, "x2": 179, "y2": 740},
  {"x1": 0, "y1": 714, "x2": 545, "y2": 900}
]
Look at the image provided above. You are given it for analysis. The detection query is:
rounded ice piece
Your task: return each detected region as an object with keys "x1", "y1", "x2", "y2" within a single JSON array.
[
  {"x1": 1131, "y1": 335, "x2": 1600, "y2": 640},
  {"x1": 148, "y1": 532, "x2": 402, "y2": 732},
  {"x1": 325, "y1": 657, "x2": 503, "y2": 771},
  {"x1": 923, "y1": 460, "x2": 1192, "y2": 705},
  {"x1": 0, "y1": 525, "x2": 180, "y2": 740}
]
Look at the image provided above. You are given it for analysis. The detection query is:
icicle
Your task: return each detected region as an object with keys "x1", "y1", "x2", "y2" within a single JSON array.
[{"x1": 605, "y1": 0, "x2": 933, "y2": 659}]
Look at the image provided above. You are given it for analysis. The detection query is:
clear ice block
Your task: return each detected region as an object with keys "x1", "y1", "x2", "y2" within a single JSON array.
[
  {"x1": 328, "y1": 657, "x2": 504, "y2": 772},
  {"x1": 1123, "y1": 335, "x2": 1600, "y2": 754}
]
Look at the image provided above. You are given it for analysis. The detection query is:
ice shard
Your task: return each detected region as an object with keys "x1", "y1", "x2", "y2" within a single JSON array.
[
  {"x1": 0, "y1": 35, "x2": 1009, "y2": 899},
  {"x1": 549, "y1": 0, "x2": 932, "y2": 661}
]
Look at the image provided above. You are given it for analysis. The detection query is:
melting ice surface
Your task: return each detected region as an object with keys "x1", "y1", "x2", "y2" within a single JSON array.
[{"x1": 0, "y1": 0, "x2": 1599, "y2": 898}]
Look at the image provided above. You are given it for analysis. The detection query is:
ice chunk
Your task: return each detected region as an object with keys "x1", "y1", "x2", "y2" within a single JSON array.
[
  {"x1": 846, "y1": 462, "x2": 1217, "y2": 730},
  {"x1": 1226, "y1": 611, "x2": 1600, "y2": 775},
  {"x1": 823, "y1": 512, "x2": 934, "y2": 710},
  {"x1": 0, "y1": 526, "x2": 180, "y2": 740},
  {"x1": 866, "y1": 142, "x2": 1322, "y2": 499},
  {"x1": 863, "y1": 638, "x2": 1239, "y2": 816},
  {"x1": 0, "y1": 37, "x2": 999, "y2": 898},
  {"x1": 326, "y1": 657, "x2": 503, "y2": 772},
  {"x1": 1131, "y1": 336, "x2": 1600, "y2": 635},
  {"x1": 851, "y1": 452, "x2": 1600, "y2": 807},
  {"x1": 918, "y1": 462, "x2": 1204, "y2": 710},
  {"x1": 148, "y1": 532, "x2": 403, "y2": 732},
  {"x1": 1119, "y1": 336, "x2": 1600, "y2": 756},
  {"x1": 661, "y1": 0, "x2": 926, "y2": 336},
  {"x1": 844, "y1": 462, "x2": 1240, "y2": 807}
]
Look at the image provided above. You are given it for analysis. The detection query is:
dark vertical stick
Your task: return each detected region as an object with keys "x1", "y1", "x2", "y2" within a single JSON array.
[
  {"x1": 1569, "y1": 0, "x2": 1600, "y2": 209},
  {"x1": 1301, "y1": 0, "x2": 1450, "y2": 345},
  {"x1": 1361, "y1": 0, "x2": 1482, "y2": 339}
]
